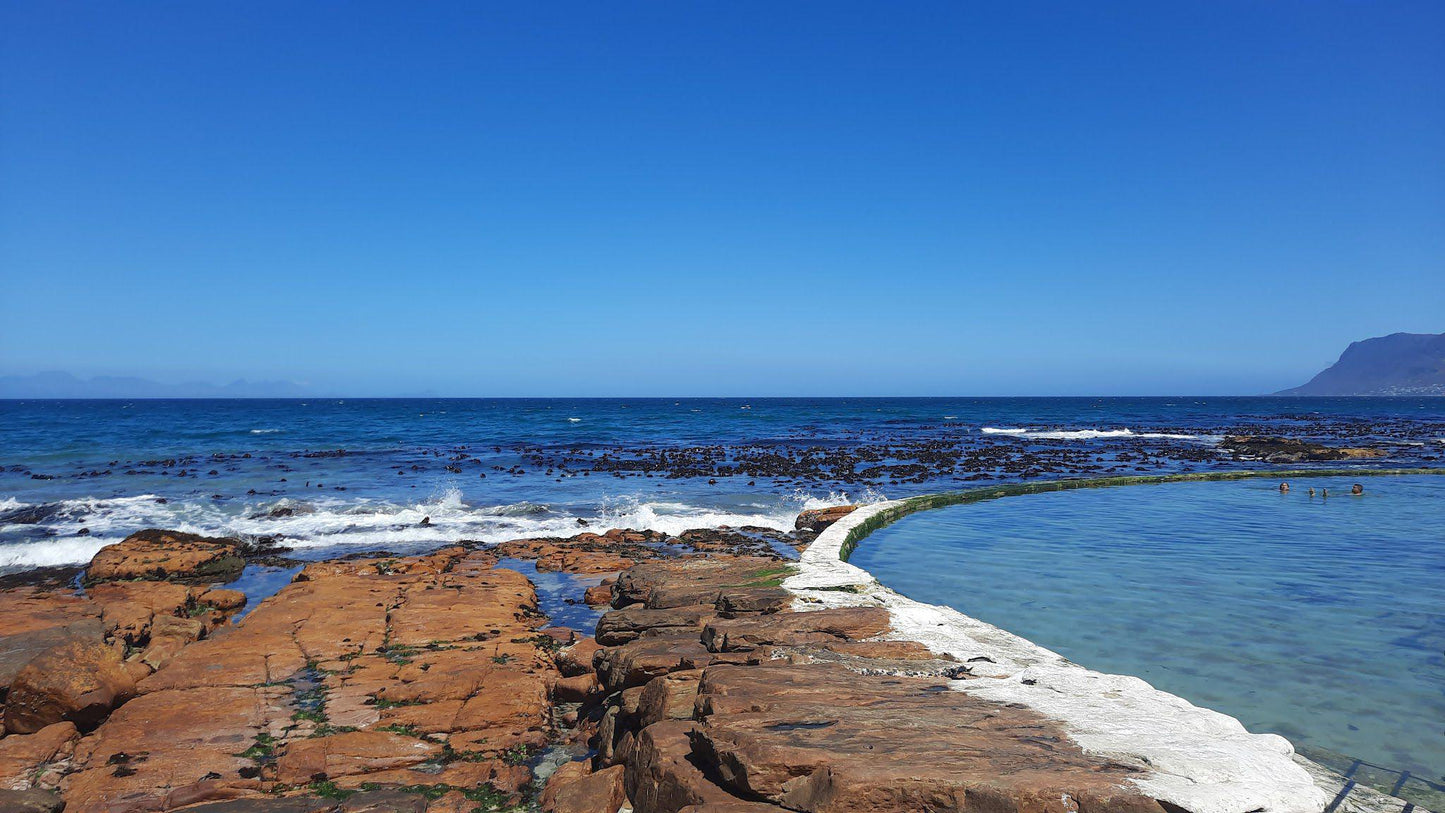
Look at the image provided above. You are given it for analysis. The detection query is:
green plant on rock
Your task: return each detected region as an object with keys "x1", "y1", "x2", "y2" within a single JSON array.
[
  {"x1": 291, "y1": 709, "x2": 327, "y2": 724},
  {"x1": 515, "y1": 634, "x2": 564, "y2": 653},
  {"x1": 742, "y1": 564, "x2": 795, "y2": 587},
  {"x1": 372, "y1": 696, "x2": 421, "y2": 709},
  {"x1": 308, "y1": 779, "x2": 352, "y2": 800},
  {"x1": 381, "y1": 644, "x2": 417, "y2": 665},
  {"x1": 501, "y1": 744, "x2": 532, "y2": 766},
  {"x1": 235, "y1": 733, "x2": 276, "y2": 760}
]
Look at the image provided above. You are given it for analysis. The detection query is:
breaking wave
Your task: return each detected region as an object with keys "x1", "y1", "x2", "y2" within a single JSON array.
[
  {"x1": 981, "y1": 427, "x2": 1215, "y2": 441},
  {"x1": 0, "y1": 486, "x2": 879, "y2": 571}
]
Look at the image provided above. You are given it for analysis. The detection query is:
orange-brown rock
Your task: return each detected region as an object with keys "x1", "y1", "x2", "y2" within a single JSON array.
[
  {"x1": 62, "y1": 684, "x2": 285, "y2": 811},
  {"x1": 671, "y1": 528, "x2": 797, "y2": 559},
  {"x1": 137, "y1": 614, "x2": 207, "y2": 673},
  {"x1": 677, "y1": 804, "x2": 788, "y2": 813},
  {"x1": 342, "y1": 790, "x2": 428, "y2": 813},
  {"x1": 595, "y1": 633, "x2": 718, "y2": 694},
  {"x1": 552, "y1": 672, "x2": 601, "y2": 704},
  {"x1": 596, "y1": 605, "x2": 716, "y2": 646},
  {"x1": 0, "y1": 590, "x2": 102, "y2": 690},
  {"x1": 0, "y1": 721, "x2": 80, "y2": 790},
  {"x1": 5, "y1": 634, "x2": 137, "y2": 734},
  {"x1": 714, "y1": 586, "x2": 791, "y2": 617},
  {"x1": 88, "y1": 580, "x2": 209, "y2": 648},
  {"x1": 582, "y1": 583, "x2": 614, "y2": 606},
  {"x1": 423, "y1": 791, "x2": 474, "y2": 813},
  {"x1": 637, "y1": 670, "x2": 704, "y2": 728},
  {"x1": 793, "y1": 505, "x2": 856, "y2": 533},
  {"x1": 86, "y1": 529, "x2": 245, "y2": 583},
  {"x1": 0, "y1": 589, "x2": 100, "y2": 640},
  {"x1": 0, "y1": 787, "x2": 66, "y2": 813},
  {"x1": 612, "y1": 558, "x2": 786, "y2": 610},
  {"x1": 491, "y1": 531, "x2": 666, "y2": 575},
  {"x1": 690, "y1": 663, "x2": 1165, "y2": 813},
  {"x1": 276, "y1": 730, "x2": 443, "y2": 785},
  {"x1": 700, "y1": 608, "x2": 890, "y2": 653},
  {"x1": 554, "y1": 637, "x2": 602, "y2": 678},
  {"x1": 585, "y1": 554, "x2": 1180, "y2": 813},
  {"x1": 541, "y1": 762, "x2": 626, "y2": 813},
  {"x1": 197, "y1": 587, "x2": 248, "y2": 613},
  {"x1": 58, "y1": 547, "x2": 558, "y2": 812},
  {"x1": 626, "y1": 721, "x2": 741, "y2": 813}
]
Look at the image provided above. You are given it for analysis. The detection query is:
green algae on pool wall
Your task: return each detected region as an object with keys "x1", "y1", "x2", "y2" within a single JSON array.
[{"x1": 836, "y1": 468, "x2": 1445, "y2": 562}]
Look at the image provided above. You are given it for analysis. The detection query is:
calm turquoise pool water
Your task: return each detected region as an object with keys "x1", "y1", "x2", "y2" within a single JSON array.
[{"x1": 850, "y1": 475, "x2": 1445, "y2": 785}]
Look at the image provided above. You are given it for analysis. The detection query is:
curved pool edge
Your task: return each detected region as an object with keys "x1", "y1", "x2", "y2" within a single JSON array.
[{"x1": 783, "y1": 468, "x2": 1444, "y2": 813}]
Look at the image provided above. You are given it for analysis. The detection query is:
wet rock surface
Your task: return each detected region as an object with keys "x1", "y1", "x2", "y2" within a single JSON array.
[
  {"x1": 1220, "y1": 435, "x2": 1388, "y2": 463},
  {"x1": 792, "y1": 506, "x2": 856, "y2": 533},
  {"x1": 85, "y1": 529, "x2": 246, "y2": 584},
  {"x1": 585, "y1": 554, "x2": 1171, "y2": 813},
  {"x1": 5, "y1": 634, "x2": 136, "y2": 734},
  {"x1": 0, "y1": 541, "x2": 568, "y2": 812}
]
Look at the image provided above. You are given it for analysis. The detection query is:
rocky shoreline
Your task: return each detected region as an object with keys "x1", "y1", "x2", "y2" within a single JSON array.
[{"x1": 0, "y1": 497, "x2": 1430, "y2": 812}]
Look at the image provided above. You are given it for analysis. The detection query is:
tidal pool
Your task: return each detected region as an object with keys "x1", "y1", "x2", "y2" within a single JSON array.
[{"x1": 849, "y1": 475, "x2": 1445, "y2": 793}]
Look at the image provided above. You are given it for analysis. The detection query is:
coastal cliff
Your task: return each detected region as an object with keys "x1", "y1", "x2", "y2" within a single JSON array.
[{"x1": 1278, "y1": 332, "x2": 1445, "y2": 396}]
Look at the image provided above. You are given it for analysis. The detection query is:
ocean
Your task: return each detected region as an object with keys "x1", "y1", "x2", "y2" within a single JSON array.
[{"x1": 2, "y1": 396, "x2": 1442, "y2": 571}]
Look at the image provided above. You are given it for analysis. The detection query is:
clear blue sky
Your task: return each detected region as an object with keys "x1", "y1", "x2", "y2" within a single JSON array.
[{"x1": 2, "y1": 1, "x2": 1441, "y2": 396}]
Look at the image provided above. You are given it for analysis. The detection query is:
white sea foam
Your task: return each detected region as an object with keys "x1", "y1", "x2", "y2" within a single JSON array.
[
  {"x1": 250, "y1": 428, "x2": 283, "y2": 434},
  {"x1": 0, "y1": 486, "x2": 877, "y2": 570},
  {"x1": 981, "y1": 426, "x2": 1213, "y2": 441}
]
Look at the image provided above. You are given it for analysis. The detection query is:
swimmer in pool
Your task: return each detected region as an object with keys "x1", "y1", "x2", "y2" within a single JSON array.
[
  {"x1": 1308, "y1": 487, "x2": 1315, "y2": 497},
  {"x1": 1279, "y1": 482, "x2": 1289, "y2": 493},
  {"x1": 1352, "y1": 483, "x2": 1363, "y2": 495}
]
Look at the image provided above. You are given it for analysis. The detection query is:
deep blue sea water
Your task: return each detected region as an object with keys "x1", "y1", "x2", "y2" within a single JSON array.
[
  {"x1": 1, "y1": 397, "x2": 1441, "y2": 570},
  {"x1": 851, "y1": 474, "x2": 1445, "y2": 787}
]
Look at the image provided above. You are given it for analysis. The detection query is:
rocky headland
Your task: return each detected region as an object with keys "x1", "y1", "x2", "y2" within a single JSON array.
[
  {"x1": 0, "y1": 504, "x2": 1421, "y2": 813},
  {"x1": 1277, "y1": 332, "x2": 1445, "y2": 396}
]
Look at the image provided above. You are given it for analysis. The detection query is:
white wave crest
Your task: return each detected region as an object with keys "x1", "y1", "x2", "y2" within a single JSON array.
[
  {"x1": 981, "y1": 427, "x2": 1212, "y2": 441},
  {"x1": 249, "y1": 428, "x2": 282, "y2": 434},
  {"x1": 0, "y1": 486, "x2": 878, "y2": 570}
]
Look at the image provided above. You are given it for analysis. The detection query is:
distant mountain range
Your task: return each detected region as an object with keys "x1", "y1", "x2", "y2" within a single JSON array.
[
  {"x1": 0, "y1": 371, "x2": 313, "y2": 399},
  {"x1": 1277, "y1": 332, "x2": 1445, "y2": 396}
]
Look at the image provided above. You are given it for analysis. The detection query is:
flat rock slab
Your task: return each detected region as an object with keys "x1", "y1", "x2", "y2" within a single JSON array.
[
  {"x1": 691, "y1": 663, "x2": 1164, "y2": 813},
  {"x1": 56, "y1": 547, "x2": 559, "y2": 812},
  {"x1": 701, "y1": 607, "x2": 890, "y2": 652},
  {"x1": 86, "y1": 529, "x2": 245, "y2": 583},
  {"x1": 612, "y1": 558, "x2": 790, "y2": 610}
]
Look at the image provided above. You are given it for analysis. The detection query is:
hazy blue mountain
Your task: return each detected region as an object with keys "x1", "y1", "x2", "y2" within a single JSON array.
[
  {"x1": 1277, "y1": 332, "x2": 1445, "y2": 396},
  {"x1": 0, "y1": 371, "x2": 312, "y2": 398}
]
